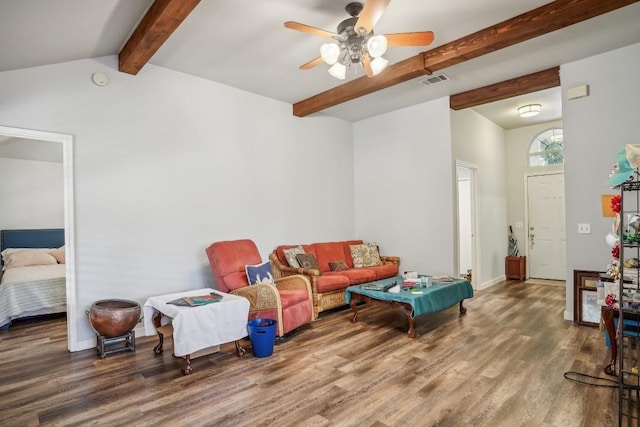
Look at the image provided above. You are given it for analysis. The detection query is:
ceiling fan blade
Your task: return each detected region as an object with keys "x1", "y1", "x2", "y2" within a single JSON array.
[
  {"x1": 362, "y1": 54, "x2": 373, "y2": 78},
  {"x1": 284, "y1": 21, "x2": 337, "y2": 39},
  {"x1": 384, "y1": 31, "x2": 435, "y2": 47},
  {"x1": 300, "y1": 57, "x2": 324, "y2": 70},
  {"x1": 355, "y1": 0, "x2": 391, "y2": 35}
]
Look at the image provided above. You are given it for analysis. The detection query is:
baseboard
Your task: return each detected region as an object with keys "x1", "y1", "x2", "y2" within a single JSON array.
[
  {"x1": 75, "y1": 337, "x2": 96, "y2": 352},
  {"x1": 564, "y1": 310, "x2": 573, "y2": 321},
  {"x1": 477, "y1": 275, "x2": 506, "y2": 290}
]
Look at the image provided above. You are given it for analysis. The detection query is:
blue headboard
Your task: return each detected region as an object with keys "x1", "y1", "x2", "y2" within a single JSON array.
[{"x1": 0, "y1": 229, "x2": 65, "y2": 253}]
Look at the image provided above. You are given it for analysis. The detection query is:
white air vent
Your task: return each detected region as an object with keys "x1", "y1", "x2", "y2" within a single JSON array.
[{"x1": 418, "y1": 74, "x2": 449, "y2": 87}]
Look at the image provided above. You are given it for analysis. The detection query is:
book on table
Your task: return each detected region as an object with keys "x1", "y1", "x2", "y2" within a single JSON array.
[
  {"x1": 168, "y1": 293, "x2": 223, "y2": 307},
  {"x1": 360, "y1": 282, "x2": 396, "y2": 292}
]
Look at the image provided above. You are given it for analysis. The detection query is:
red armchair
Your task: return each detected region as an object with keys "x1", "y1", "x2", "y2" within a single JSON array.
[{"x1": 205, "y1": 239, "x2": 313, "y2": 337}]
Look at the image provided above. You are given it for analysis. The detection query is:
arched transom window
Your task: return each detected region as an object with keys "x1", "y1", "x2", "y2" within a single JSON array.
[{"x1": 528, "y1": 128, "x2": 564, "y2": 167}]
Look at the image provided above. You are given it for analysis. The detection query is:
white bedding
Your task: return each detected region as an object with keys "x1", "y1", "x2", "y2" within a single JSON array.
[{"x1": 0, "y1": 264, "x2": 66, "y2": 327}]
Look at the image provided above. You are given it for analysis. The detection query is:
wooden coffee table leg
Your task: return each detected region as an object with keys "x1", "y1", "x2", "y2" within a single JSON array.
[
  {"x1": 349, "y1": 298, "x2": 360, "y2": 323},
  {"x1": 235, "y1": 340, "x2": 246, "y2": 357},
  {"x1": 182, "y1": 355, "x2": 193, "y2": 375},
  {"x1": 407, "y1": 318, "x2": 416, "y2": 339},
  {"x1": 397, "y1": 304, "x2": 416, "y2": 338},
  {"x1": 152, "y1": 311, "x2": 164, "y2": 354},
  {"x1": 459, "y1": 300, "x2": 467, "y2": 315},
  {"x1": 154, "y1": 334, "x2": 164, "y2": 355}
]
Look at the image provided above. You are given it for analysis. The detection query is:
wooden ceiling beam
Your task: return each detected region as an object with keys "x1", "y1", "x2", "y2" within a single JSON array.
[
  {"x1": 293, "y1": 0, "x2": 639, "y2": 117},
  {"x1": 423, "y1": 0, "x2": 638, "y2": 73},
  {"x1": 450, "y1": 67, "x2": 560, "y2": 110},
  {"x1": 119, "y1": 0, "x2": 201, "y2": 75}
]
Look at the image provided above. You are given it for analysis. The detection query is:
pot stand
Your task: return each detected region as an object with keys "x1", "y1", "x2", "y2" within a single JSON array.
[{"x1": 96, "y1": 331, "x2": 136, "y2": 359}]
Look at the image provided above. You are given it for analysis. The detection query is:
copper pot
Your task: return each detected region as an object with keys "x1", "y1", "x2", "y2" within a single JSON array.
[{"x1": 88, "y1": 299, "x2": 141, "y2": 337}]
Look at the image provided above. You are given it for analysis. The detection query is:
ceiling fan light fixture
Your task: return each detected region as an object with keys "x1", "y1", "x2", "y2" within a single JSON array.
[
  {"x1": 320, "y1": 43, "x2": 341, "y2": 65},
  {"x1": 285, "y1": 2, "x2": 434, "y2": 81},
  {"x1": 328, "y1": 62, "x2": 347, "y2": 80},
  {"x1": 370, "y1": 56, "x2": 388, "y2": 76},
  {"x1": 366, "y1": 35, "x2": 387, "y2": 58},
  {"x1": 518, "y1": 104, "x2": 541, "y2": 118}
]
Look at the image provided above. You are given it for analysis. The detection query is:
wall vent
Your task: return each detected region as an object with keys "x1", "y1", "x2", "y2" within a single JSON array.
[{"x1": 418, "y1": 73, "x2": 449, "y2": 87}]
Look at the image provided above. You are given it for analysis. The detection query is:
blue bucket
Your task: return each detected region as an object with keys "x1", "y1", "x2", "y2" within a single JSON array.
[{"x1": 247, "y1": 318, "x2": 277, "y2": 358}]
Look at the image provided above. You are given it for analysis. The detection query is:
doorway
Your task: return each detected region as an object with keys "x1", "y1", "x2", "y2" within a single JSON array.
[
  {"x1": 0, "y1": 125, "x2": 77, "y2": 351},
  {"x1": 456, "y1": 162, "x2": 478, "y2": 287},
  {"x1": 526, "y1": 172, "x2": 566, "y2": 280}
]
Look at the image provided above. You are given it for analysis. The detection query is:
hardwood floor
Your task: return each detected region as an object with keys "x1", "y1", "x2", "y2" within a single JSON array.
[{"x1": 0, "y1": 281, "x2": 618, "y2": 426}]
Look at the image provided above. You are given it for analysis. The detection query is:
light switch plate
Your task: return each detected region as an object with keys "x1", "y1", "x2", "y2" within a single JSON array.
[{"x1": 578, "y1": 223, "x2": 591, "y2": 234}]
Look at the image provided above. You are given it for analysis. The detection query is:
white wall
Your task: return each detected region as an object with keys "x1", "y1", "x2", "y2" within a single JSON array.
[
  {"x1": 506, "y1": 120, "x2": 563, "y2": 254},
  {"x1": 562, "y1": 42, "x2": 640, "y2": 320},
  {"x1": 353, "y1": 98, "x2": 455, "y2": 276},
  {"x1": 451, "y1": 108, "x2": 508, "y2": 289},
  {"x1": 0, "y1": 56, "x2": 355, "y2": 349},
  {"x1": 0, "y1": 157, "x2": 64, "y2": 229}
]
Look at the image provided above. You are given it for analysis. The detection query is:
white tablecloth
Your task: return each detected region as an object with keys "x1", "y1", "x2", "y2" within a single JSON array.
[{"x1": 143, "y1": 288, "x2": 249, "y2": 357}]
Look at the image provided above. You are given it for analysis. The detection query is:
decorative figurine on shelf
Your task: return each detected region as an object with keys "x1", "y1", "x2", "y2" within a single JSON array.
[
  {"x1": 606, "y1": 145, "x2": 640, "y2": 188},
  {"x1": 624, "y1": 258, "x2": 640, "y2": 268}
]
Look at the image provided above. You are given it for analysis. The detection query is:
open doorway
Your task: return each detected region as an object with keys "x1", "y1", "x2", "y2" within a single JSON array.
[
  {"x1": 456, "y1": 161, "x2": 478, "y2": 287},
  {"x1": 0, "y1": 125, "x2": 77, "y2": 351}
]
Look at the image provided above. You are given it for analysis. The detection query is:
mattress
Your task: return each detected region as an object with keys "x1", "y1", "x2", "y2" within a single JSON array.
[{"x1": 0, "y1": 264, "x2": 66, "y2": 327}]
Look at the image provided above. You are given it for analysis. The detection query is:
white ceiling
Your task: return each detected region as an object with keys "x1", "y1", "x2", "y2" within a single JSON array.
[{"x1": 1, "y1": 0, "x2": 640, "y2": 127}]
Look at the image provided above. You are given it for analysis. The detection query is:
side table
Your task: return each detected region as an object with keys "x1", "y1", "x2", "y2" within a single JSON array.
[
  {"x1": 505, "y1": 256, "x2": 526, "y2": 281},
  {"x1": 143, "y1": 288, "x2": 250, "y2": 375}
]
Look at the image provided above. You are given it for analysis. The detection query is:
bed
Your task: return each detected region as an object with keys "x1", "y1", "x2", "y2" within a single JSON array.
[{"x1": 0, "y1": 228, "x2": 66, "y2": 329}]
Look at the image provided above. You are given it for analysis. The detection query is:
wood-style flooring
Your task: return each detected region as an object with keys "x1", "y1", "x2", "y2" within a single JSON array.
[{"x1": 0, "y1": 280, "x2": 619, "y2": 426}]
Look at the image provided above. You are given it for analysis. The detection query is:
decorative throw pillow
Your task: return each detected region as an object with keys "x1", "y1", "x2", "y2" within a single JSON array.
[
  {"x1": 1, "y1": 247, "x2": 55, "y2": 257},
  {"x1": 2, "y1": 250, "x2": 58, "y2": 271},
  {"x1": 349, "y1": 242, "x2": 382, "y2": 268},
  {"x1": 245, "y1": 260, "x2": 275, "y2": 285},
  {"x1": 283, "y1": 245, "x2": 305, "y2": 268},
  {"x1": 296, "y1": 253, "x2": 320, "y2": 271},
  {"x1": 49, "y1": 246, "x2": 66, "y2": 264},
  {"x1": 329, "y1": 260, "x2": 349, "y2": 272}
]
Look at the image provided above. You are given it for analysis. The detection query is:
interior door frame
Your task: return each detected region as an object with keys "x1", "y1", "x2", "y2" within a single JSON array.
[
  {"x1": 524, "y1": 171, "x2": 565, "y2": 279},
  {"x1": 455, "y1": 160, "x2": 479, "y2": 289},
  {"x1": 0, "y1": 125, "x2": 77, "y2": 351}
]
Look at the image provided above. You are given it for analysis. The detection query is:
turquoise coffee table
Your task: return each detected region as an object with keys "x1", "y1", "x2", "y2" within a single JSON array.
[{"x1": 344, "y1": 276, "x2": 473, "y2": 338}]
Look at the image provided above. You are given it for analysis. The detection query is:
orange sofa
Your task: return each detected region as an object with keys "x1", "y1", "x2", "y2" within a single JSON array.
[{"x1": 270, "y1": 240, "x2": 399, "y2": 319}]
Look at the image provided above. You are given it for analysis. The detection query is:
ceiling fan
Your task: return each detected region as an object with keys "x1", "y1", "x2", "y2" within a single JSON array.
[{"x1": 284, "y1": 0, "x2": 434, "y2": 80}]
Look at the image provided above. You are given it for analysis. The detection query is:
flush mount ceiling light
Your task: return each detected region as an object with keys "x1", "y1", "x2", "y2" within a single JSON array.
[{"x1": 518, "y1": 104, "x2": 541, "y2": 118}]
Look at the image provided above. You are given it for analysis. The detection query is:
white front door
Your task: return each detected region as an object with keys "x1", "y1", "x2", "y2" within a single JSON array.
[{"x1": 527, "y1": 173, "x2": 566, "y2": 279}]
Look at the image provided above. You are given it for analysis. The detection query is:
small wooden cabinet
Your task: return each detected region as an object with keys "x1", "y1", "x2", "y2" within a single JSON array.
[{"x1": 505, "y1": 256, "x2": 526, "y2": 281}]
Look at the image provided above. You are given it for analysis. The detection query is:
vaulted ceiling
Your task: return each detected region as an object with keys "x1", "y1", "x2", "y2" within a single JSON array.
[{"x1": 1, "y1": 0, "x2": 640, "y2": 127}]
